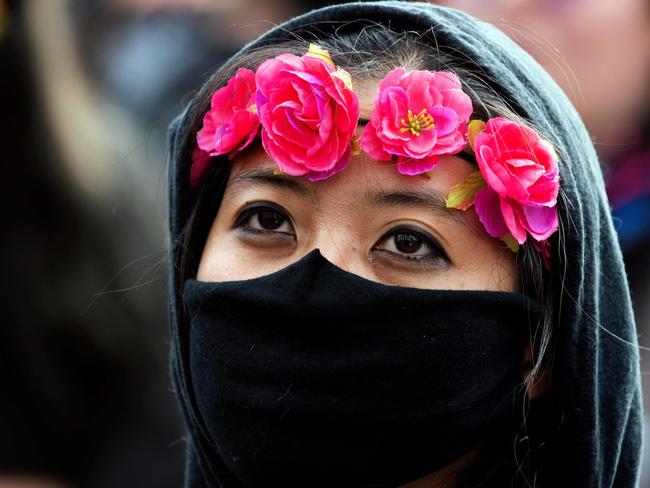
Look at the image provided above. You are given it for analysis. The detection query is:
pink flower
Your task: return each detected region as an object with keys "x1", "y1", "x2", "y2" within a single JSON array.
[
  {"x1": 190, "y1": 144, "x2": 212, "y2": 190},
  {"x1": 196, "y1": 67, "x2": 259, "y2": 158},
  {"x1": 472, "y1": 117, "x2": 560, "y2": 244},
  {"x1": 255, "y1": 48, "x2": 359, "y2": 180},
  {"x1": 360, "y1": 68, "x2": 473, "y2": 175}
]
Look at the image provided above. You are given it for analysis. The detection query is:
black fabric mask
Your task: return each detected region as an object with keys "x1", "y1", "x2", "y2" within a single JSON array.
[{"x1": 182, "y1": 248, "x2": 536, "y2": 487}]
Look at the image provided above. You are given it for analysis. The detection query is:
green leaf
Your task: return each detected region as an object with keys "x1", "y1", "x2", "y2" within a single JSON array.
[
  {"x1": 500, "y1": 232, "x2": 520, "y2": 253},
  {"x1": 467, "y1": 119, "x2": 486, "y2": 151},
  {"x1": 306, "y1": 43, "x2": 334, "y2": 66},
  {"x1": 445, "y1": 171, "x2": 486, "y2": 210}
]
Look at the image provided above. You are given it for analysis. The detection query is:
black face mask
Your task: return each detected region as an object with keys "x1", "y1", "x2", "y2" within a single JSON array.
[{"x1": 182, "y1": 249, "x2": 535, "y2": 487}]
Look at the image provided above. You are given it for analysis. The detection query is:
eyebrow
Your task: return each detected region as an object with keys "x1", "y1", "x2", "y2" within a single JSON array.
[
  {"x1": 366, "y1": 188, "x2": 466, "y2": 224},
  {"x1": 229, "y1": 166, "x2": 467, "y2": 224},
  {"x1": 229, "y1": 167, "x2": 314, "y2": 196}
]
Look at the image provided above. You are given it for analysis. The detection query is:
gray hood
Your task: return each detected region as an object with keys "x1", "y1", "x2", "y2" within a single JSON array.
[{"x1": 167, "y1": 2, "x2": 643, "y2": 486}]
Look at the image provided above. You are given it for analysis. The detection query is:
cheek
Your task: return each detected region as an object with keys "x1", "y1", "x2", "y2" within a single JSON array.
[
  {"x1": 195, "y1": 225, "x2": 242, "y2": 282},
  {"x1": 195, "y1": 213, "x2": 251, "y2": 282},
  {"x1": 453, "y1": 249, "x2": 518, "y2": 292},
  {"x1": 196, "y1": 210, "x2": 299, "y2": 282},
  {"x1": 447, "y1": 212, "x2": 518, "y2": 292}
]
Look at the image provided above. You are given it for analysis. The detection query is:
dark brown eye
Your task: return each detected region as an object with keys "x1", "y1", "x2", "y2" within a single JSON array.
[
  {"x1": 371, "y1": 226, "x2": 450, "y2": 267},
  {"x1": 393, "y1": 231, "x2": 425, "y2": 254},
  {"x1": 234, "y1": 203, "x2": 295, "y2": 236},
  {"x1": 257, "y1": 209, "x2": 286, "y2": 230}
]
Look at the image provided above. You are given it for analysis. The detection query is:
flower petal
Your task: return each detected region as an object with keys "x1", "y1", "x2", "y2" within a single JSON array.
[
  {"x1": 396, "y1": 154, "x2": 440, "y2": 175},
  {"x1": 360, "y1": 123, "x2": 393, "y2": 161},
  {"x1": 500, "y1": 199, "x2": 527, "y2": 244},
  {"x1": 474, "y1": 188, "x2": 509, "y2": 238},
  {"x1": 521, "y1": 204, "x2": 559, "y2": 241},
  {"x1": 306, "y1": 146, "x2": 351, "y2": 181}
]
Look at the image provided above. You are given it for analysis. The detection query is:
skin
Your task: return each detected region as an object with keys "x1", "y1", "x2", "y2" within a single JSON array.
[
  {"x1": 197, "y1": 80, "x2": 518, "y2": 290},
  {"x1": 196, "y1": 142, "x2": 518, "y2": 291},
  {"x1": 195, "y1": 81, "x2": 529, "y2": 486}
]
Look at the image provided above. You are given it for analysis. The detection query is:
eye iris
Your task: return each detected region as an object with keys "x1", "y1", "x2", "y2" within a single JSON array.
[
  {"x1": 394, "y1": 232, "x2": 422, "y2": 253},
  {"x1": 257, "y1": 209, "x2": 285, "y2": 230}
]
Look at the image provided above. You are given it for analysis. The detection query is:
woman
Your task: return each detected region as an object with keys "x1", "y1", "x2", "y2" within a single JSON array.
[{"x1": 166, "y1": 2, "x2": 642, "y2": 486}]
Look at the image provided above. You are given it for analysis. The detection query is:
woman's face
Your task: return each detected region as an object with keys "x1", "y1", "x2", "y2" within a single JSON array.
[
  {"x1": 197, "y1": 146, "x2": 518, "y2": 292},
  {"x1": 197, "y1": 80, "x2": 517, "y2": 291},
  {"x1": 193, "y1": 79, "x2": 528, "y2": 486}
]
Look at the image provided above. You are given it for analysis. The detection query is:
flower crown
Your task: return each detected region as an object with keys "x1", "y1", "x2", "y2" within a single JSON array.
[{"x1": 192, "y1": 44, "x2": 560, "y2": 265}]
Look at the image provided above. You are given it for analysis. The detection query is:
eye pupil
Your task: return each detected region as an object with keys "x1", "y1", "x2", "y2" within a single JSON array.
[
  {"x1": 257, "y1": 209, "x2": 285, "y2": 230},
  {"x1": 394, "y1": 232, "x2": 421, "y2": 253}
]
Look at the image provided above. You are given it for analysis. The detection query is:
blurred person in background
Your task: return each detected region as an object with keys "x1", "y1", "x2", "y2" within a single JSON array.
[
  {"x1": 0, "y1": 0, "x2": 338, "y2": 486},
  {"x1": 1, "y1": 0, "x2": 187, "y2": 486}
]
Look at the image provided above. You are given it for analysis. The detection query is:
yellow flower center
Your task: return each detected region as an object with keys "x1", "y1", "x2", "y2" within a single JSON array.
[{"x1": 400, "y1": 108, "x2": 435, "y2": 136}]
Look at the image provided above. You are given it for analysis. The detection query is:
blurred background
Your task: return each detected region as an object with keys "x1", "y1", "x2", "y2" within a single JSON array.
[{"x1": 1, "y1": 0, "x2": 648, "y2": 487}]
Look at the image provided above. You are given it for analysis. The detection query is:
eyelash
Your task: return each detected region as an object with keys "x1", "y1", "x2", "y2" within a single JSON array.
[
  {"x1": 234, "y1": 202, "x2": 296, "y2": 238},
  {"x1": 233, "y1": 203, "x2": 450, "y2": 266},
  {"x1": 371, "y1": 226, "x2": 449, "y2": 267}
]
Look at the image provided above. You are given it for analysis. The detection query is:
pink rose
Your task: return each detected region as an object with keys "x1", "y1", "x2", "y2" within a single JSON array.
[
  {"x1": 255, "y1": 50, "x2": 359, "y2": 180},
  {"x1": 190, "y1": 144, "x2": 212, "y2": 190},
  {"x1": 473, "y1": 117, "x2": 560, "y2": 244},
  {"x1": 360, "y1": 68, "x2": 473, "y2": 175},
  {"x1": 196, "y1": 67, "x2": 259, "y2": 158}
]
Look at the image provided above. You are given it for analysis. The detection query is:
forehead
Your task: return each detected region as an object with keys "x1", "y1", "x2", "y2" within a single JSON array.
[
  {"x1": 356, "y1": 80, "x2": 379, "y2": 121},
  {"x1": 222, "y1": 78, "x2": 479, "y2": 224},
  {"x1": 231, "y1": 139, "x2": 474, "y2": 189}
]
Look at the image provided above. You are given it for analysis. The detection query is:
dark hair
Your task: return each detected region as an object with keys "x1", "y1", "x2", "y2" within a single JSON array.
[{"x1": 175, "y1": 24, "x2": 567, "y2": 487}]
